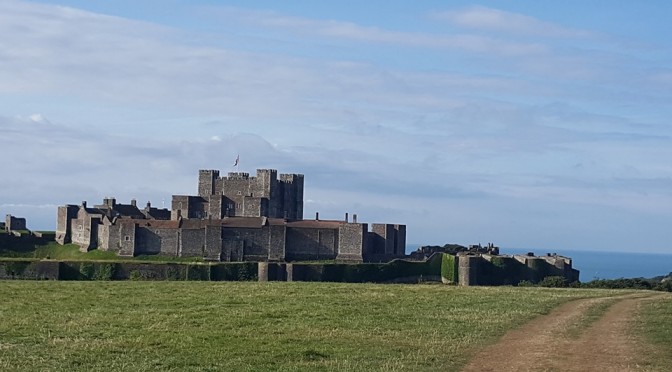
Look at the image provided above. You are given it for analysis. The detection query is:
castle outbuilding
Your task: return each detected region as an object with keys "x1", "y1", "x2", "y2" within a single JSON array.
[{"x1": 56, "y1": 169, "x2": 406, "y2": 262}]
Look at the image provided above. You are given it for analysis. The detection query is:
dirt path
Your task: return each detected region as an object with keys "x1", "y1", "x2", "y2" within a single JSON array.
[{"x1": 461, "y1": 293, "x2": 665, "y2": 372}]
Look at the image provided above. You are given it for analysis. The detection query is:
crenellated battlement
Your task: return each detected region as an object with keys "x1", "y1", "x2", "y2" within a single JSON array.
[
  {"x1": 194, "y1": 168, "x2": 304, "y2": 220},
  {"x1": 280, "y1": 173, "x2": 303, "y2": 183},
  {"x1": 226, "y1": 172, "x2": 250, "y2": 180}
]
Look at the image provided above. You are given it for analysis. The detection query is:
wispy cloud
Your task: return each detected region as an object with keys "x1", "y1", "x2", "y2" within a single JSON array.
[
  {"x1": 430, "y1": 6, "x2": 594, "y2": 39},
  {"x1": 1, "y1": 1, "x2": 671, "y2": 251}
]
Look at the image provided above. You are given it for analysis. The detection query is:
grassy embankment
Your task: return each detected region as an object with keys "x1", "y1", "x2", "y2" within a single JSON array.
[
  {"x1": 0, "y1": 282, "x2": 623, "y2": 371},
  {"x1": 0, "y1": 239, "x2": 202, "y2": 262}
]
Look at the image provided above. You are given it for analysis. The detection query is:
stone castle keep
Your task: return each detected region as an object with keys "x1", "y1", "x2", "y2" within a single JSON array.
[{"x1": 56, "y1": 169, "x2": 406, "y2": 262}]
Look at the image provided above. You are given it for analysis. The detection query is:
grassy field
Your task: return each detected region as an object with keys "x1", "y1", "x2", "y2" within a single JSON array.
[
  {"x1": 0, "y1": 282, "x2": 624, "y2": 371},
  {"x1": 637, "y1": 295, "x2": 672, "y2": 370}
]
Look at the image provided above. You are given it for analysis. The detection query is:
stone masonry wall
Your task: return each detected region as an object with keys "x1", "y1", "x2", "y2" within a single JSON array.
[
  {"x1": 337, "y1": 223, "x2": 367, "y2": 261},
  {"x1": 285, "y1": 227, "x2": 338, "y2": 261},
  {"x1": 56, "y1": 205, "x2": 78, "y2": 244},
  {"x1": 117, "y1": 221, "x2": 136, "y2": 257},
  {"x1": 135, "y1": 227, "x2": 162, "y2": 254},
  {"x1": 268, "y1": 225, "x2": 286, "y2": 261},
  {"x1": 198, "y1": 170, "x2": 219, "y2": 197},
  {"x1": 179, "y1": 229, "x2": 204, "y2": 257},
  {"x1": 237, "y1": 228, "x2": 270, "y2": 260},
  {"x1": 371, "y1": 224, "x2": 395, "y2": 255},
  {"x1": 204, "y1": 225, "x2": 222, "y2": 261},
  {"x1": 5, "y1": 215, "x2": 27, "y2": 231},
  {"x1": 394, "y1": 225, "x2": 406, "y2": 255}
]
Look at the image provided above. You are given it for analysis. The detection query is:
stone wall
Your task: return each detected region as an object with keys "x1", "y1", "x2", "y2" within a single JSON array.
[
  {"x1": 136, "y1": 227, "x2": 162, "y2": 254},
  {"x1": 285, "y1": 227, "x2": 338, "y2": 261},
  {"x1": 5, "y1": 214, "x2": 27, "y2": 231},
  {"x1": 371, "y1": 224, "x2": 394, "y2": 255},
  {"x1": 171, "y1": 195, "x2": 208, "y2": 220},
  {"x1": 268, "y1": 225, "x2": 286, "y2": 261},
  {"x1": 394, "y1": 225, "x2": 406, "y2": 255},
  {"x1": 117, "y1": 221, "x2": 136, "y2": 257},
  {"x1": 179, "y1": 229, "x2": 204, "y2": 257},
  {"x1": 196, "y1": 169, "x2": 304, "y2": 220},
  {"x1": 71, "y1": 210, "x2": 98, "y2": 251},
  {"x1": 242, "y1": 197, "x2": 265, "y2": 217},
  {"x1": 457, "y1": 254, "x2": 581, "y2": 286},
  {"x1": 55, "y1": 205, "x2": 78, "y2": 244},
  {"x1": 458, "y1": 255, "x2": 479, "y2": 286},
  {"x1": 337, "y1": 223, "x2": 367, "y2": 261},
  {"x1": 204, "y1": 225, "x2": 222, "y2": 261},
  {"x1": 237, "y1": 228, "x2": 271, "y2": 261},
  {"x1": 279, "y1": 173, "x2": 304, "y2": 219},
  {"x1": 198, "y1": 169, "x2": 219, "y2": 198},
  {"x1": 97, "y1": 223, "x2": 111, "y2": 251}
]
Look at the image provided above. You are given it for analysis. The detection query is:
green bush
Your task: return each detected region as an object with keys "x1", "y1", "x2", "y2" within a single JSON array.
[
  {"x1": 93, "y1": 263, "x2": 116, "y2": 281},
  {"x1": 654, "y1": 281, "x2": 672, "y2": 292},
  {"x1": 538, "y1": 276, "x2": 569, "y2": 288},
  {"x1": 129, "y1": 270, "x2": 143, "y2": 281},
  {"x1": 79, "y1": 262, "x2": 95, "y2": 280},
  {"x1": 440, "y1": 254, "x2": 457, "y2": 283},
  {"x1": 165, "y1": 265, "x2": 183, "y2": 281},
  {"x1": 237, "y1": 263, "x2": 257, "y2": 281},
  {"x1": 4, "y1": 261, "x2": 30, "y2": 277},
  {"x1": 582, "y1": 278, "x2": 653, "y2": 290},
  {"x1": 186, "y1": 264, "x2": 210, "y2": 281}
]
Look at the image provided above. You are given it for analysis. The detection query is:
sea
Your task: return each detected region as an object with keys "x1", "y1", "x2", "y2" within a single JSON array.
[{"x1": 406, "y1": 245, "x2": 672, "y2": 281}]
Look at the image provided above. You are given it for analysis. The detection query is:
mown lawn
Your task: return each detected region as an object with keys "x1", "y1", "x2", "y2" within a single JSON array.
[{"x1": 0, "y1": 282, "x2": 621, "y2": 371}]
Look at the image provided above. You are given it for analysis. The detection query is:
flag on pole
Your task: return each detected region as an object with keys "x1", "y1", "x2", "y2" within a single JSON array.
[{"x1": 233, "y1": 154, "x2": 239, "y2": 167}]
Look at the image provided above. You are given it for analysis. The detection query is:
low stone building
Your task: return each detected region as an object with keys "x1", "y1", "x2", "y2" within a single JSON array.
[{"x1": 56, "y1": 169, "x2": 406, "y2": 262}]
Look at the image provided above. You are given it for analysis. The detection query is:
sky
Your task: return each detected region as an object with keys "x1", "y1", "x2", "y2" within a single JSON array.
[{"x1": 1, "y1": 0, "x2": 671, "y2": 254}]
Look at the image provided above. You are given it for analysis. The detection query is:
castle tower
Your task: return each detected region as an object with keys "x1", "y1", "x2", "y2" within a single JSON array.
[
  {"x1": 198, "y1": 170, "x2": 220, "y2": 197},
  {"x1": 256, "y1": 169, "x2": 279, "y2": 215},
  {"x1": 280, "y1": 173, "x2": 304, "y2": 220}
]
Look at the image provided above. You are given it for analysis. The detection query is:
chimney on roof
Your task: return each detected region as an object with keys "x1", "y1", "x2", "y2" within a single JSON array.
[
  {"x1": 315, "y1": 212, "x2": 319, "y2": 220},
  {"x1": 353, "y1": 214, "x2": 357, "y2": 223},
  {"x1": 131, "y1": 199, "x2": 137, "y2": 207},
  {"x1": 81, "y1": 201, "x2": 87, "y2": 208},
  {"x1": 345, "y1": 212, "x2": 349, "y2": 223},
  {"x1": 103, "y1": 197, "x2": 116, "y2": 208},
  {"x1": 146, "y1": 201, "x2": 151, "y2": 209}
]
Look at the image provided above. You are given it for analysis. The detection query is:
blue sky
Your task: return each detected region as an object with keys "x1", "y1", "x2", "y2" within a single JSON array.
[{"x1": 1, "y1": 0, "x2": 671, "y2": 253}]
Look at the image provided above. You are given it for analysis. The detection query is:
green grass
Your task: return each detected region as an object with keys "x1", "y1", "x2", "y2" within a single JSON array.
[
  {"x1": 564, "y1": 297, "x2": 621, "y2": 338},
  {"x1": 0, "y1": 241, "x2": 202, "y2": 263},
  {"x1": 132, "y1": 254, "x2": 204, "y2": 262},
  {"x1": 636, "y1": 295, "x2": 672, "y2": 369},
  {"x1": 0, "y1": 282, "x2": 621, "y2": 371}
]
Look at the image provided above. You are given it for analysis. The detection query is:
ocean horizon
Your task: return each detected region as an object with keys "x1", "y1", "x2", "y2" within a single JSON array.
[{"x1": 406, "y1": 244, "x2": 672, "y2": 281}]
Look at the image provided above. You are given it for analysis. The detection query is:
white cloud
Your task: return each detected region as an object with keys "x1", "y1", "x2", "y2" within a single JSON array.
[
  {"x1": 431, "y1": 6, "x2": 594, "y2": 39},
  {"x1": 0, "y1": 1, "x2": 670, "y2": 251}
]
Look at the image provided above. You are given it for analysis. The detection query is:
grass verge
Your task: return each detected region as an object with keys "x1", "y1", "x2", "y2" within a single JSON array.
[
  {"x1": 0, "y1": 282, "x2": 622, "y2": 371},
  {"x1": 635, "y1": 295, "x2": 672, "y2": 370},
  {"x1": 1, "y1": 241, "x2": 202, "y2": 262}
]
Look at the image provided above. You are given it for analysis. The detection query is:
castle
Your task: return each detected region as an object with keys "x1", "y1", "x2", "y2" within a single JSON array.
[{"x1": 56, "y1": 169, "x2": 406, "y2": 262}]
